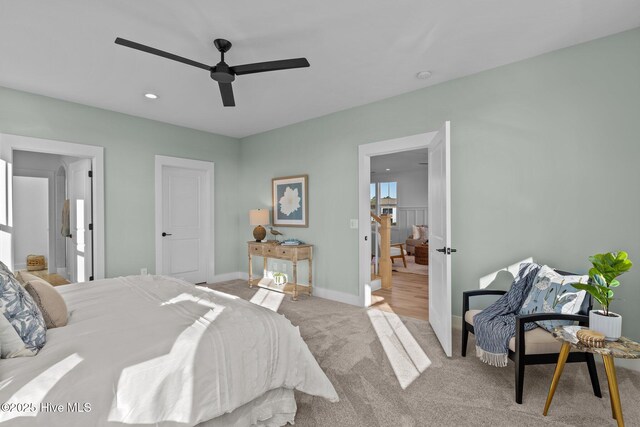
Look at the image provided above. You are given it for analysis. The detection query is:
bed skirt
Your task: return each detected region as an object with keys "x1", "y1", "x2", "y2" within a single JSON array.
[{"x1": 198, "y1": 388, "x2": 296, "y2": 427}]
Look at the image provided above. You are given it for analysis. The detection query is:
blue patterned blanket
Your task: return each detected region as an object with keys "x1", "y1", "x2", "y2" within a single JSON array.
[{"x1": 474, "y1": 263, "x2": 541, "y2": 367}]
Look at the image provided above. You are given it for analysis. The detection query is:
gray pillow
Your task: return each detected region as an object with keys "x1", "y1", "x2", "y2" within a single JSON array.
[
  {"x1": 418, "y1": 226, "x2": 428, "y2": 241},
  {"x1": 25, "y1": 279, "x2": 68, "y2": 329}
]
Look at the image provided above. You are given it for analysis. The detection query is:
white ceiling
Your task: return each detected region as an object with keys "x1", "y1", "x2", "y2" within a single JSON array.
[
  {"x1": 1, "y1": 1, "x2": 639, "y2": 139},
  {"x1": 371, "y1": 148, "x2": 428, "y2": 175}
]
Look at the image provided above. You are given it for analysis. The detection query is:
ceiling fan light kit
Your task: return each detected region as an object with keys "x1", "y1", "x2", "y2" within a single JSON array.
[{"x1": 115, "y1": 37, "x2": 310, "y2": 107}]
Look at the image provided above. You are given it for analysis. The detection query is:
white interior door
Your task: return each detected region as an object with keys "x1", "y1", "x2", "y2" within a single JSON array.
[
  {"x1": 159, "y1": 166, "x2": 208, "y2": 284},
  {"x1": 68, "y1": 159, "x2": 93, "y2": 283},
  {"x1": 428, "y1": 122, "x2": 452, "y2": 357}
]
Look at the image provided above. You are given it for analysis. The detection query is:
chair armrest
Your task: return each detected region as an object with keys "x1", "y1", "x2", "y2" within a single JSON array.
[
  {"x1": 391, "y1": 243, "x2": 404, "y2": 249},
  {"x1": 514, "y1": 313, "x2": 589, "y2": 356},
  {"x1": 462, "y1": 289, "x2": 507, "y2": 319},
  {"x1": 463, "y1": 289, "x2": 508, "y2": 297},
  {"x1": 516, "y1": 313, "x2": 589, "y2": 325}
]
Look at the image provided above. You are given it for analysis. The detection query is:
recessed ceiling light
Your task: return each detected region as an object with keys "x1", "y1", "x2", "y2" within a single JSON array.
[
  {"x1": 385, "y1": 168, "x2": 390, "y2": 171},
  {"x1": 416, "y1": 71, "x2": 432, "y2": 80},
  {"x1": 144, "y1": 93, "x2": 158, "y2": 99}
]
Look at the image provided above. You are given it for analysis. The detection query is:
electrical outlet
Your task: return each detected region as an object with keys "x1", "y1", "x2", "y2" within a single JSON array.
[
  {"x1": 350, "y1": 219, "x2": 359, "y2": 229},
  {"x1": 140, "y1": 268, "x2": 148, "y2": 275}
]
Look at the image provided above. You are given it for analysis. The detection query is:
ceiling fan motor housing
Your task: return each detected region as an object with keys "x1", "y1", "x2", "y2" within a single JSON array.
[{"x1": 211, "y1": 62, "x2": 235, "y2": 83}]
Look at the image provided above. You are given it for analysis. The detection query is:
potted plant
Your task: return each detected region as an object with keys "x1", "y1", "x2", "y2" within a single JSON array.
[
  {"x1": 273, "y1": 272, "x2": 287, "y2": 286},
  {"x1": 574, "y1": 251, "x2": 633, "y2": 341}
]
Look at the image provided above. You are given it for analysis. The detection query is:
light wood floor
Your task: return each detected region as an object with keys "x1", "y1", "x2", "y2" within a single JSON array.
[{"x1": 371, "y1": 269, "x2": 428, "y2": 321}]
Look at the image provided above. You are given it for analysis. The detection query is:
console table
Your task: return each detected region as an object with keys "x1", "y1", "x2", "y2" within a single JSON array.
[{"x1": 247, "y1": 241, "x2": 313, "y2": 300}]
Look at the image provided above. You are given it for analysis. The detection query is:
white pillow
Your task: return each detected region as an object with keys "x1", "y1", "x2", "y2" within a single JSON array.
[
  {"x1": 412, "y1": 225, "x2": 420, "y2": 239},
  {"x1": 0, "y1": 312, "x2": 35, "y2": 358}
]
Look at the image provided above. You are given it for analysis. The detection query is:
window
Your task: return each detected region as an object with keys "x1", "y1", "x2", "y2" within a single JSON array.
[
  {"x1": 370, "y1": 182, "x2": 378, "y2": 213},
  {"x1": 371, "y1": 181, "x2": 398, "y2": 226}
]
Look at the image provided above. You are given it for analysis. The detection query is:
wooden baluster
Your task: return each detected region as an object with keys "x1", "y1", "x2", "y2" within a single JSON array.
[{"x1": 380, "y1": 214, "x2": 392, "y2": 290}]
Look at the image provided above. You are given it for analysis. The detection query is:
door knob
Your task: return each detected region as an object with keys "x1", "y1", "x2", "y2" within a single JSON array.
[
  {"x1": 162, "y1": 232, "x2": 172, "y2": 237},
  {"x1": 437, "y1": 247, "x2": 458, "y2": 254}
]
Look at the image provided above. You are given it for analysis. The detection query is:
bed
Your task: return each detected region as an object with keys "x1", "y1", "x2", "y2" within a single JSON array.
[{"x1": 0, "y1": 275, "x2": 338, "y2": 426}]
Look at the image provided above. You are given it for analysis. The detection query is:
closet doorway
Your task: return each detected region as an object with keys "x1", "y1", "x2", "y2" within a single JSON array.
[
  {"x1": 13, "y1": 151, "x2": 93, "y2": 283},
  {"x1": 0, "y1": 133, "x2": 105, "y2": 282}
]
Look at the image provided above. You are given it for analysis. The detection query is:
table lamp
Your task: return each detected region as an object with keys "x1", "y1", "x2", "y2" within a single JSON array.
[{"x1": 249, "y1": 209, "x2": 270, "y2": 242}]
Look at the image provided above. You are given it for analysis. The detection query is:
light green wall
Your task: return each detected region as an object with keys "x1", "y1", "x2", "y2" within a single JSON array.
[
  {"x1": 0, "y1": 87, "x2": 241, "y2": 278},
  {"x1": 1, "y1": 28, "x2": 638, "y2": 341},
  {"x1": 240, "y1": 28, "x2": 640, "y2": 340}
]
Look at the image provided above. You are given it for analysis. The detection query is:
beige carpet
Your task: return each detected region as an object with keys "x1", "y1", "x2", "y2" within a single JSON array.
[
  {"x1": 208, "y1": 280, "x2": 640, "y2": 427},
  {"x1": 392, "y1": 255, "x2": 428, "y2": 276}
]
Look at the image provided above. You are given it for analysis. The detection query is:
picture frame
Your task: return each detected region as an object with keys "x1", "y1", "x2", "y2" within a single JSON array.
[{"x1": 272, "y1": 175, "x2": 308, "y2": 227}]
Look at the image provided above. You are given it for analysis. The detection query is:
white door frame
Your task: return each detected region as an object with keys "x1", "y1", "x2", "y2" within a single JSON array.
[
  {"x1": 0, "y1": 133, "x2": 105, "y2": 279},
  {"x1": 358, "y1": 128, "x2": 448, "y2": 307},
  {"x1": 154, "y1": 155, "x2": 215, "y2": 283}
]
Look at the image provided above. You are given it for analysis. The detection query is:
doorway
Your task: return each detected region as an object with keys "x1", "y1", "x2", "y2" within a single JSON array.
[
  {"x1": 358, "y1": 122, "x2": 452, "y2": 357},
  {"x1": 369, "y1": 148, "x2": 429, "y2": 320},
  {"x1": 0, "y1": 134, "x2": 104, "y2": 283},
  {"x1": 154, "y1": 155, "x2": 214, "y2": 284}
]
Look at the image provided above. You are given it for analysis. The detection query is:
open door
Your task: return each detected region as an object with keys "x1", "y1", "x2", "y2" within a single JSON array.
[
  {"x1": 68, "y1": 159, "x2": 93, "y2": 282},
  {"x1": 428, "y1": 121, "x2": 453, "y2": 357}
]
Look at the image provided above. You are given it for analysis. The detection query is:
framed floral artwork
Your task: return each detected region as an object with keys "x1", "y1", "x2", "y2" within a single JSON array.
[{"x1": 272, "y1": 175, "x2": 308, "y2": 227}]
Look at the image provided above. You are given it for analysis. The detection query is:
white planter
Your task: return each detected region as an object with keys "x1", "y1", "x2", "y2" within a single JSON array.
[{"x1": 589, "y1": 310, "x2": 622, "y2": 341}]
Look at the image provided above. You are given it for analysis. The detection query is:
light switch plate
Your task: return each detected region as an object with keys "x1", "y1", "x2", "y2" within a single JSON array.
[{"x1": 350, "y1": 219, "x2": 359, "y2": 229}]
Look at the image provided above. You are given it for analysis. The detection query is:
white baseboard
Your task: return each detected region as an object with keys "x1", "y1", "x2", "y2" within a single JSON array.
[
  {"x1": 452, "y1": 315, "x2": 462, "y2": 330},
  {"x1": 213, "y1": 271, "x2": 361, "y2": 306},
  {"x1": 312, "y1": 286, "x2": 361, "y2": 307}
]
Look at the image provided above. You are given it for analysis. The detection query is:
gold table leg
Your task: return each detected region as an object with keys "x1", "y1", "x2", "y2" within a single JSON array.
[
  {"x1": 543, "y1": 342, "x2": 571, "y2": 416},
  {"x1": 603, "y1": 355, "x2": 624, "y2": 427}
]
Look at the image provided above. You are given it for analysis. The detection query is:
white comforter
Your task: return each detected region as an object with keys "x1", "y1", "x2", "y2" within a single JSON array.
[{"x1": 0, "y1": 275, "x2": 338, "y2": 426}]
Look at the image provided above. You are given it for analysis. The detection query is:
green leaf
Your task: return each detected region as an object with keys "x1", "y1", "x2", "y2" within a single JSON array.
[
  {"x1": 609, "y1": 279, "x2": 620, "y2": 287},
  {"x1": 592, "y1": 273, "x2": 607, "y2": 287},
  {"x1": 572, "y1": 283, "x2": 596, "y2": 292}
]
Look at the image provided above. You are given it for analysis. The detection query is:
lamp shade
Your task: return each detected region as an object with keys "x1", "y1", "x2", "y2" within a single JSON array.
[{"x1": 249, "y1": 209, "x2": 269, "y2": 226}]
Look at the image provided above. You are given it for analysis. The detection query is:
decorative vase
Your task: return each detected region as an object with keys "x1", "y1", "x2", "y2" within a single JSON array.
[
  {"x1": 589, "y1": 310, "x2": 622, "y2": 341},
  {"x1": 273, "y1": 273, "x2": 287, "y2": 286}
]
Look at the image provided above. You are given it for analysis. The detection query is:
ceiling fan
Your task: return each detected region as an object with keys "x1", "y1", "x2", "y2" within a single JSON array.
[{"x1": 114, "y1": 37, "x2": 310, "y2": 107}]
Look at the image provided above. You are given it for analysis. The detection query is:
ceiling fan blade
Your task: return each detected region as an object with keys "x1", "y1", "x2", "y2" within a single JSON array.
[
  {"x1": 218, "y1": 82, "x2": 235, "y2": 107},
  {"x1": 231, "y1": 58, "x2": 310, "y2": 75},
  {"x1": 114, "y1": 37, "x2": 211, "y2": 71}
]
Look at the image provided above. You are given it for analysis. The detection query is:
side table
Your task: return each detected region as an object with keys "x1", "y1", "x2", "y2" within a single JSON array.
[
  {"x1": 414, "y1": 244, "x2": 429, "y2": 265},
  {"x1": 543, "y1": 325, "x2": 640, "y2": 427}
]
